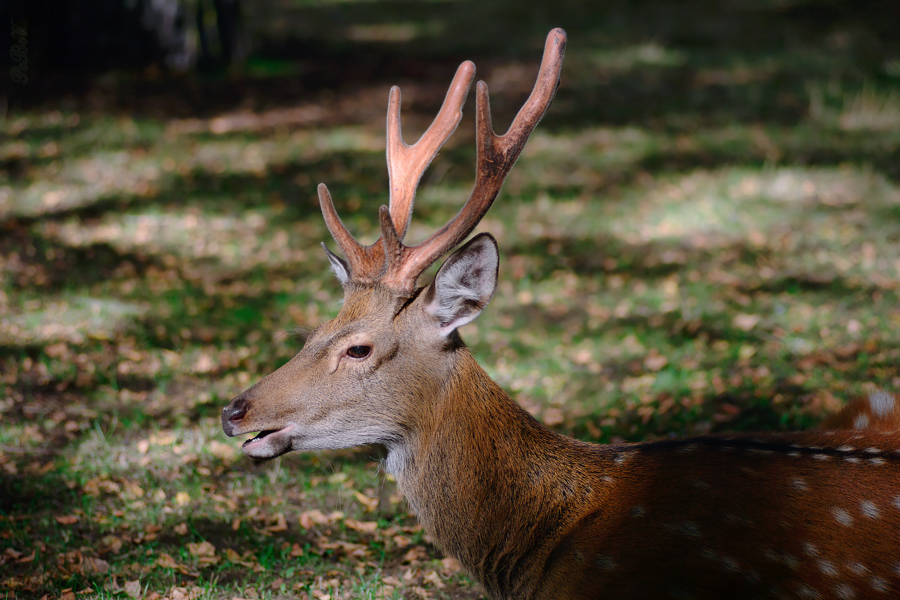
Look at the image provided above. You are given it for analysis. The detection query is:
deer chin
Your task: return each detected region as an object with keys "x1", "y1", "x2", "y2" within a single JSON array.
[{"x1": 242, "y1": 423, "x2": 296, "y2": 459}]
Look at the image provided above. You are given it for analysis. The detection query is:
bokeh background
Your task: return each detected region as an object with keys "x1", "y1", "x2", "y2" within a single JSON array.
[{"x1": 2, "y1": 1, "x2": 900, "y2": 598}]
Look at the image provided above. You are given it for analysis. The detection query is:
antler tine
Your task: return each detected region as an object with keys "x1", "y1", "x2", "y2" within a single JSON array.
[
  {"x1": 318, "y1": 183, "x2": 384, "y2": 280},
  {"x1": 386, "y1": 61, "x2": 476, "y2": 240},
  {"x1": 384, "y1": 28, "x2": 567, "y2": 289}
]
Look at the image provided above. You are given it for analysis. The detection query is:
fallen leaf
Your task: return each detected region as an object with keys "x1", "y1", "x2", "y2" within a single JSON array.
[
  {"x1": 55, "y1": 515, "x2": 79, "y2": 525},
  {"x1": 102, "y1": 535, "x2": 124, "y2": 553},
  {"x1": 156, "y1": 553, "x2": 179, "y2": 569},
  {"x1": 423, "y1": 570, "x2": 446, "y2": 589},
  {"x1": 187, "y1": 541, "x2": 215, "y2": 558},
  {"x1": 344, "y1": 519, "x2": 378, "y2": 534},
  {"x1": 352, "y1": 490, "x2": 378, "y2": 512},
  {"x1": 83, "y1": 556, "x2": 110, "y2": 574},
  {"x1": 439, "y1": 557, "x2": 462, "y2": 575},
  {"x1": 125, "y1": 580, "x2": 142, "y2": 599},
  {"x1": 266, "y1": 513, "x2": 288, "y2": 532},
  {"x1": 733, "y1": 313, "x2": 761, "y2": 331},
  {"x1": 403, "y1": 546, "x2": 429, "y2": 563}
]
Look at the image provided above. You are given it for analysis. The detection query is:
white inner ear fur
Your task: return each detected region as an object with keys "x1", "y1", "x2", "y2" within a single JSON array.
[
  {"x1": 322, "y1": 243, "x2": 350, "y2": 285},
  {"x1": 425, "y1": 234, "x2": 499, "y2": 336}
]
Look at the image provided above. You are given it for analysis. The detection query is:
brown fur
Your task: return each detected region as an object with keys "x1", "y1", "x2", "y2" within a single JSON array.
[{"x1": 224, "y1": 282, "x2": 900, "y2": 600}]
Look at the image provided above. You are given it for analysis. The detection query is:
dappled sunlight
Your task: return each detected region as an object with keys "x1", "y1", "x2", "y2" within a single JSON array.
[
  {"x1": 3, "y1": 3, "x2": 900, "y2": 597},
  {"x1": 0, "y1": 296, "x2": 146, "y2": 346}
]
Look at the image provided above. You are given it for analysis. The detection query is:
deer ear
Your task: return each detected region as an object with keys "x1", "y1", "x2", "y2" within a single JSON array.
[
  {"x1": 424, "y1": 233, "x2": 499, "y2": 336},
  {"x1": 322, "y1": 243, "x2": 350, "y2": 285}
]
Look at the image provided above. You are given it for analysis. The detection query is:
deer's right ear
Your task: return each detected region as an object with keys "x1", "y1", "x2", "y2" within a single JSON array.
[
  {"x1": 423, "y1": 233, "x2": 499, "y2": 336},
  {"x1": 322, "y1": 243, "x2": 350, "y2": 285}
]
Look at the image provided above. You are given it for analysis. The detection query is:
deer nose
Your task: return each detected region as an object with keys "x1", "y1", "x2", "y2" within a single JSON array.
[{"x1": 222, "y1": 396, "x2": 248, "y2": 436}]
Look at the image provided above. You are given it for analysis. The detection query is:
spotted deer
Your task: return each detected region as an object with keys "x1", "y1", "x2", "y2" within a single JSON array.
[
  {"x1": 221, "y1": 29, "x2": 900, "y2": 600},
  {"x1": 822, "y1": 388, "x2": 900, "y2": 432}
]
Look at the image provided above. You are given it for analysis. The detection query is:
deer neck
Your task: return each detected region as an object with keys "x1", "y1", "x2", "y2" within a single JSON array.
[{"x1": 385, "y1": 348, "x2": 615, "y2": 599}]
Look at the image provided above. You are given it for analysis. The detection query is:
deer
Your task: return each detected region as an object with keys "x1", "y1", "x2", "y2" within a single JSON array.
[
  {"x1": 222, "y1": 28, "x2": 900, "y2": 600},
  {"x1": 821, "y1": 388, "x2": 900, "y2": 432}
]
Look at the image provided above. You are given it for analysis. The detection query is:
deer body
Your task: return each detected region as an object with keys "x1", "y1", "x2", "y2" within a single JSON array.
[{"x1": 222, "y1": 29, "x2": 900, "y2": 599}]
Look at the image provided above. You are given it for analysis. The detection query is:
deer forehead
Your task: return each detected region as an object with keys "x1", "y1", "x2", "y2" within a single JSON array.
[{"x1": 307, "y1": 284, "x2": 419, "y2": 349}]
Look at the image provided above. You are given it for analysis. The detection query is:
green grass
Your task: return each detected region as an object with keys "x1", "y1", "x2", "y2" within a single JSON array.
[{"x1": 3, "y1": 1, "x2": 900, "y2": 598}]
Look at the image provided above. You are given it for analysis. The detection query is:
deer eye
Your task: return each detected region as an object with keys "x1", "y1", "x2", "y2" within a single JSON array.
[{"x1": 346, "y1": 345, "x2": 371, "y2": 359}]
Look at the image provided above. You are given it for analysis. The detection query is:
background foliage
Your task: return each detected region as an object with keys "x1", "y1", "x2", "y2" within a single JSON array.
[{"x1": 2, "y1": 0, "x2": 900, "y2": 598}]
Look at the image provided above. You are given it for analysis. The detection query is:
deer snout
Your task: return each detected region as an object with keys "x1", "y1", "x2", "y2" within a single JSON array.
[{"x1": 221, "y1": 395, "x2": 248, "y2": 437}]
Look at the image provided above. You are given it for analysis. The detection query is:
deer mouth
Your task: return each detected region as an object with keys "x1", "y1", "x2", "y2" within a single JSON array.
[{"x1": 242, "y1": 424, "x2": 296, "y2": 459}]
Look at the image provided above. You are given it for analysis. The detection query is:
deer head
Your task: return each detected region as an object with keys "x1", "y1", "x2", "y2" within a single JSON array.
[{"x1": 221, "y1": 29, "x2": 567, "y2": 460}]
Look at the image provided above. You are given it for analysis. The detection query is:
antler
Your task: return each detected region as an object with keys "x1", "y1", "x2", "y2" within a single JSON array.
[{"x1": 320, "y1": 28, "x2": 567, "y2": 293}]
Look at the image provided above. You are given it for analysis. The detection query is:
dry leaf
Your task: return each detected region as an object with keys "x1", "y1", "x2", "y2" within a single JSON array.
[
  {"x1": 266, "y1": 513, "x2": 288, "y2": 532},
  {"x1": 125, "y1": 580, "x2": 142, "y2": 599},
  {"x1": 102, "y1": 535, "x2": 124, "y2": 553},
  {"x1": 643, "y1": 352, "x2": 668, "y2": 372},
  {"x1": 55, "y1": 515, "x2": 79, "y2": 525},
  {"x1": 352, "y1": 490, "x2": 378, "y2": 512},
  {"x1": 403, "y1": 546, "x2": 429, "y2": 563},
  {"x1": 423, "y1": 570, "x2": 446, "y2": 589},
  {"x1": 733, "y1": 313, "x2": 761, "y2": 331},
  {"x1": 83, "y1": 557, "x2": 110, "y2": 574},
  {"x1": 299, "y1": 509, "x2": 329, "y2": 529},
  {"x1": 156, "y1": 553, "x2": 180, "y2": 569},
  {"x1": 344, "y1": 519, "x2": 378, "y2": 534},
  {"x1": 187, "y1": 541, "x2": 215, "y2": 558},
  {"x1": 439, "y1": 557, "x2": 462, "y2": 575}
]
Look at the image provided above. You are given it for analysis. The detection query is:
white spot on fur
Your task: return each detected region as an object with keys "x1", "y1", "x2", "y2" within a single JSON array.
[
  {"x1": 847, "y1": 561, "x2": 867, "y2": 576},
  {"x1": 865, "y1": 447, "x2": 882, "y2": 454},
  {"x1": 868, "y1": 390, "x2": 895, "y2": 417},
  {"x1": 860, "y1": 500, "x2": 880, "y2": 519},
  {"x1": 818, "y1": 559, "x2": 838, "y2": 576},
  {"x1": 837, "y1": 445, "x2": 855, "y2": 452},
  {"x1": 812, "y1": 453, "x2": 830, "y2": 461},
  {"x1": 797, "y1": 583, "x2": 821, "y2": 599},
  {"x1": 803, "y1": 542, "x2": 819, "y2": 556},
  {"x1": 854, "y1": 414, "x2": 870, "y2": 429},
  {"x1": 666, "y1": 521, "x2": 702, "y2": 538},
  {"x1": 870, "y1": 576, "x2": 890, "y2": 593},
  {"x1": 615, "y1": 451, "x2": 636, "y2": 466},
  {"x1": 845, "y1": 456, "x2": 861, "y2": 464},
  {"x1": 868, "y1": 457, "x2": 886, "y2": 466},
  {"x1": 791, "y1": 477, "x2": 808, "y2": 491},
  {"x1": 893, "y1": 495, "x2": 900, "y2": 511},
  {"x1": 833, "y1": 507, "x2": 853, "y2": 526},
  {"x1": 721, "y1": 556, "x2": 740, "y2": 572},
  {"x1": 834, "y1": 583, "x2": 857, "y2": 600}
]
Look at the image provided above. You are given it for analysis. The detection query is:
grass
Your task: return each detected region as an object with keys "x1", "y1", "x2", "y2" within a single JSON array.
[{"x1": 3, "y1": 1, "x2": 900, "y2": 598}]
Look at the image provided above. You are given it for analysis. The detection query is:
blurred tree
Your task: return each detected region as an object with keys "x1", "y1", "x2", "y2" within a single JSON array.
[{"x1": 1, "y1": 0, "x2": 246, "y2": 76}]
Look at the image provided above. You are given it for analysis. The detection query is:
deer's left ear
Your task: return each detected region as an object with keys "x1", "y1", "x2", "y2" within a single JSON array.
[{"x1": 423, "y1": 233, "x2": 499, "y2": 336}]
